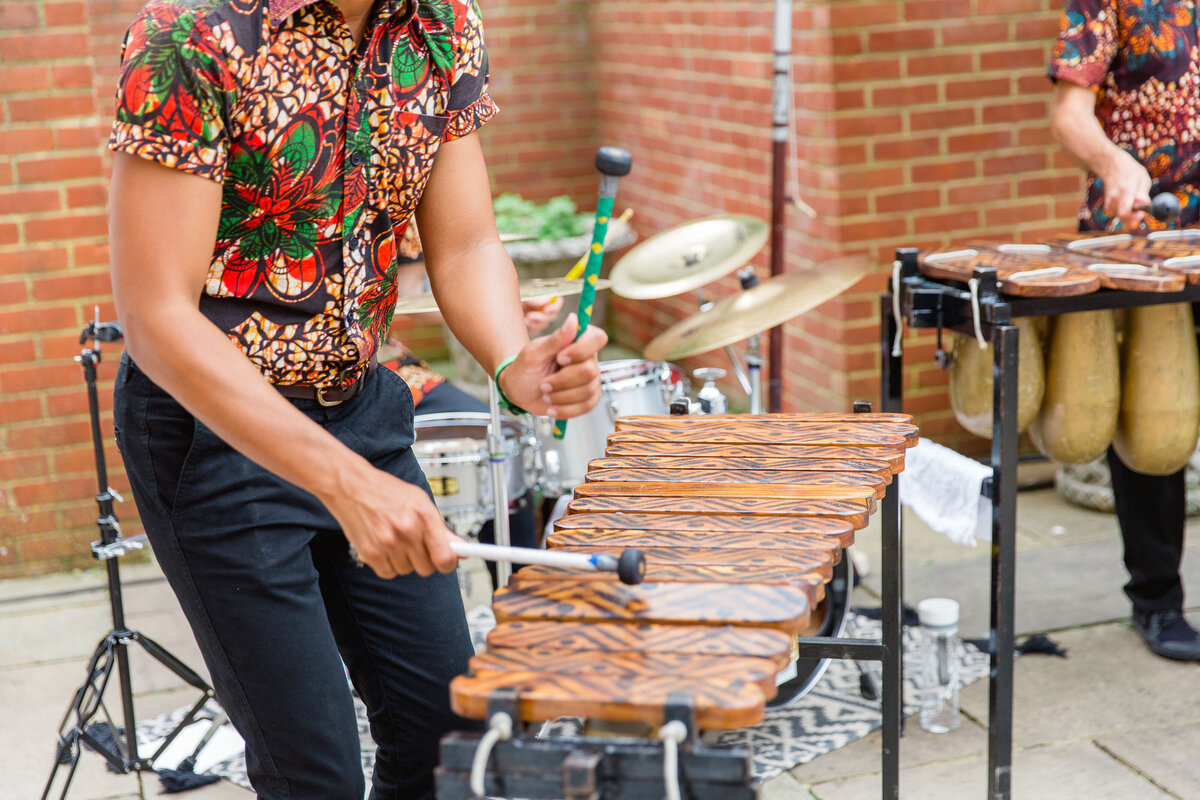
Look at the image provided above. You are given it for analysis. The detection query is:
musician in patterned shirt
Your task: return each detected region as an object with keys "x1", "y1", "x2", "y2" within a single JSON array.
[
  {"x1": 106, "y1": 0, "x2": 606, "y2": 795},
  {"x1": 1049, "y1": 0, "x2": 1200, "y2": 660}
]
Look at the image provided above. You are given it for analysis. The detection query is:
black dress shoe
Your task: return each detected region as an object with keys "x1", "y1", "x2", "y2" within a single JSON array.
[{"x1": 1132, "y1": 609, "x2": 1200, "y2": 661}]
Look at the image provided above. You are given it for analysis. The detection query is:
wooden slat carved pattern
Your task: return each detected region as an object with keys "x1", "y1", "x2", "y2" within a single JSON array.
[
  {"x1": 511, "y1": 564, "x2": 826, "y2": 602},
  {"x1": 468, "y1": 648, "x2": 781, "y2": 695},
  {"x1": 604, "y1": 440, "x2": 906, "y2": 472},
  {"x1": 566, "y1": 495, "x2": 872, "y2": 527},
  {"x1": 583, "y1": 467, "x2": 887, "y2": 498},
  {"x1": 491, "y1": 579, "x2": 811, "y2": 634},
  {"x1": 449, "y1": 671, "x2": 767, "y2": 729},
  {"x1": 554, "y1": 511, "x2": 854, "y2": 538},
  {"x1": 572, "y1": 480, "x2": 877, "y2": 507},
  {"x1": 587, "y1": 455, "x2": 893, "y2": 481},
  {"x1": 547, "y1": 528, "x2": 847, "y2": 553},
  {"x1": 548, "y1": 545, "x2": 834, "y2": 573},
  {"x1": 484, "y1": 621, "x2": 794, "y2": 668}
]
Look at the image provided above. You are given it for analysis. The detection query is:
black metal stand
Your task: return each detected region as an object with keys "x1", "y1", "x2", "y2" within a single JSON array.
[
  {"x1": 41, "y1": 319, "x2": 215, "y2": 800},
  {"x1": 884, "y1": 252, "x2": 1200, "y2": 800}
]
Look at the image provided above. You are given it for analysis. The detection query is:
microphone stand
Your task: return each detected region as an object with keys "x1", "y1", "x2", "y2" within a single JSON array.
[{"x1": 41, "y1": 312, "x2": 216, "y2": 800}]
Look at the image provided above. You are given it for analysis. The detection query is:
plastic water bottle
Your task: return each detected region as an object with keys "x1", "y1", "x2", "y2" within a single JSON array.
[{"x1": 917, "y1": 597, "x2": 961, "y2": 733}]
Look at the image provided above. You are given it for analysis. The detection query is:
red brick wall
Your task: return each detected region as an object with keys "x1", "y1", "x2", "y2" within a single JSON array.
[
  {"x1": 1, "y1": 0, "x2": 1085, "y2": 577},
  {"x1": 592, "y1": 0, "x2": 1082, "y2": 448}
]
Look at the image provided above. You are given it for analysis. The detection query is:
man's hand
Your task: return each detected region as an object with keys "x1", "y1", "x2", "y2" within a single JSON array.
[
  {"x1": 1097, "y1": 148, "x2": 1153, "y2": 229},
  {"x1": 523, "y1": 296, "x2": 564, "y2": 336},
  {"x1": 322, "y1": 463, "x2": 462, "y2": 579},
  {"x1": 498, "y1": 312, "x2": 607, "y2": 419}
]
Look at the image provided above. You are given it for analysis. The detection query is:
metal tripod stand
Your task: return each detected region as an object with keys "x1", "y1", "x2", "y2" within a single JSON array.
[{"x1": 41, "y1": 314, "x2": 216, "y2": 800}]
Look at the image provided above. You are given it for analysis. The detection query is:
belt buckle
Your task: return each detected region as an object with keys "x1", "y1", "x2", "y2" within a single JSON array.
[{"x1": 316, "y1": 386, "x2": 344, "y2": 407}]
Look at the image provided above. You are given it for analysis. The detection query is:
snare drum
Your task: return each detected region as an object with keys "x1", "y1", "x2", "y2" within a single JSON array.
[
  {"x1": 412, "y1": 413, "x2": 539, "y2": 536},
  {"x1": 539, "y1": 359, "x2": 683, "y2": 496}
]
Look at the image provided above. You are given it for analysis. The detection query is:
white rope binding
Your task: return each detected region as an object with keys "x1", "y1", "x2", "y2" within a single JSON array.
[
  {"x1": 891, "y1": 259, "x2": 904, "y2": 357},
  {"x1": 658, "y1": 720, "x2": 688, "y2": 800},
  {"x1": 966, "y1": 277, "x2": 987, "y2": 349},
  {"x1": 470, "y1": 711, "x2": 513, "y2": 799}
]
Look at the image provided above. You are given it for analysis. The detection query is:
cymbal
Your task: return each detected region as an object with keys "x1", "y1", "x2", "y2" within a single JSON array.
[
  {"x1": 393, "y1": 277, "x2": 612, "y2": 315},
  {"x1": 643, "y1": 256, "x2": 873, "y2": 360},
  {"x1": 609, "y1": 215, "x2": 769, "y2": 299}
]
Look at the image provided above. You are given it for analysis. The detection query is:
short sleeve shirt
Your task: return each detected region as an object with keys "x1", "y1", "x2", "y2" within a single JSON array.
[
  {"x1": 1049, "y1": 0, "x2": 1200, "y2": 229},
  {"x1": 108, "y1": 0, "x2": 498, "y2": 389}
]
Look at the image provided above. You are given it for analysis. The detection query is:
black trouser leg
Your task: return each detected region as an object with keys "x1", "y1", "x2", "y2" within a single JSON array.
[{"x1": 1108, "y1": 446, "x2": 1187, "y2": 614}]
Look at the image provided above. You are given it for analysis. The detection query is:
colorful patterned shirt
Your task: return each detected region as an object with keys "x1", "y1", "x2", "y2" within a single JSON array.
[
  {"x1": 1049, "y1": 0, "x2": 1200, "y2": 230},
  {"x1": 108, "y1": 0, "x2": 498, "y2": 390}
]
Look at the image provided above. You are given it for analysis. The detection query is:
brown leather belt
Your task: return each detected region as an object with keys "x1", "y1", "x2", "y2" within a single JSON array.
[{"x1": 275, "y1": 357, "x2": 378, "y2": 407}]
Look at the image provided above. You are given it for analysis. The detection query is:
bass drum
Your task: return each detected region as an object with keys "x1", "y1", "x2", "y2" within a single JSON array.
[{"x1": 768, "y1": 546, "x2": 854, "y2": 708}]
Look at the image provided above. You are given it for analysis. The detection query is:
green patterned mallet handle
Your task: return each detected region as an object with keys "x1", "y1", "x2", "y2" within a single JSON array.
[{"x1": 553, "y1": 146, "x2": 633, "y2": 440}]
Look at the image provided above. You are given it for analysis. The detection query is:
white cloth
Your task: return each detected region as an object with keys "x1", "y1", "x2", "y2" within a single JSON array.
[{"x1": 898, "y1": 438, "x2": 993, "y2": 546}]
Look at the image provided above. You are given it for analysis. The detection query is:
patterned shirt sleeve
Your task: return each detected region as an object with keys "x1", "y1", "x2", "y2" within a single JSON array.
[
  {"x1": 107, "y1": 0, "x2": 235, "y2": 182},
  {"x1": 1048, "y1": 0, "x2": 1120, "y2": 88},
  {"x1": 443, "y1": 0, "x2": 499, "y2": 142}
]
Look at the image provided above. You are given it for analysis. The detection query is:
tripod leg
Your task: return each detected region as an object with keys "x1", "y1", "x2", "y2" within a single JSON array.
[
  {"x1": 42, "y1": 637, "x2": 121, "y2": 800},
  {"x1": 134, "y1": 632, "x2": 213, "y2": 692}
]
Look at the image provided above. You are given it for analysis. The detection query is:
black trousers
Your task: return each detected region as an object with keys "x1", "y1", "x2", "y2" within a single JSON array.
[
  {"x1": 113, "y1": 355, "x2": 482, "y2": 799},
  {"x1": 1109, "y1": 448, "x2": 1188, "y2": 614}
]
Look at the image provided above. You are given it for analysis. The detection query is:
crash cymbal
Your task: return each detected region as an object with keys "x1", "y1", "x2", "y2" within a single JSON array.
[
  {"x1": 644, "y1": 256, "x2": 873, "y2": 360},
  {"x1": 609, "y1": 215, "x2": 769, "y2": 299},
  {"x1": 393, "y1": 277, "x2": 612, "y2": 315}
]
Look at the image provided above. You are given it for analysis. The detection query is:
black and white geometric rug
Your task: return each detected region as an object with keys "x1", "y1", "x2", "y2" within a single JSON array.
[{"x1": 135, "y1": 606, "x2": 990, "y2": 790}]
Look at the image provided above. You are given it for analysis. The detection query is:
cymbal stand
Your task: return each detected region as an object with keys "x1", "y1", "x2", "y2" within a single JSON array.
[
  {"x1": 692, "y1": 271, "x2": 766, "y2": 414},
  {"x1": 693, "y1": 288, "x2": 754, "y2": 399},
  {"x1": 41, "y1": 312, "x2": 215, "y2": 800},
  {"x1": 736, "y1": 268, "x2": 765, "y2": 414}
]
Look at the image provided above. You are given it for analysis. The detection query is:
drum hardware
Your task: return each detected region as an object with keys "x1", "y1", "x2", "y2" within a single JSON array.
[
  {"x1": 692, "y1": 368, "x2": 729, "y2": 415},
  {"x1": 42, "y1": 312, "x2": 216, "y2": 800}
]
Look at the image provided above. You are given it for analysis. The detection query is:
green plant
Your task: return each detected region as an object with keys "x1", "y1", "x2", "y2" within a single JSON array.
[{"x1": 492, "y1": 193, "x2": 591, "y2": 241}]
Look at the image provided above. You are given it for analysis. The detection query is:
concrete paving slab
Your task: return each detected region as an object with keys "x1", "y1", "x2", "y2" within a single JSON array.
[
  {"x1": 760, "y1": 770, "x2": 812, "y2": 800},
  {"x1": 786, "y1": 713, "x2": 989, "y2": 786},
  {"x1": 1012, "y1": 487, "x2": 1121, "y2": 546},
  {"x1": 805, "y1": 740, "x2": 1172, "y2": 800},
  {"x1": 1096, "y1": 720, "x2": 1200, "y2": 800},
  {"x1": 958, "y1": 619, "x2": 1200, "y2": 747}
]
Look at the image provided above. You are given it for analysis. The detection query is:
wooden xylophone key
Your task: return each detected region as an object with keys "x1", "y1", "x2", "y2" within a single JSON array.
[
  {"x1": 485, "y1": 621, "x2": 795, "y2": 670},
  {"x1": 548, "y1": 526, "x2": 849, "y2": 554},
  {"x1": 567, "y1": 493, "x2": 874, "y2": 526},
  {"x1": 554, "y1": 510, "x2": 855, "y2": 538},
  {"x1": 606, "y1": 422, "x2": 911, "y2": 448},
  {"x1": 581, "y1": 467, "x2": 889, "y2": 499},
  {"x1": 603, "y1": 440, "x2": 908, "y2": 473},
  {"x1": 586, "y1": 454, "x2": 895, "y2": 483}
]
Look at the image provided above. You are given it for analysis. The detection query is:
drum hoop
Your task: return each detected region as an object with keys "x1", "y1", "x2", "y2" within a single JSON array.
[{"x1": 413, "y1": 411, "x2": 529, "y2": 437}]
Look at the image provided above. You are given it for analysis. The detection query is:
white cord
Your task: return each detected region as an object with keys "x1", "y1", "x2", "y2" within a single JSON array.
[
  {"x1": 967, "y1": 278, "x2": 987, "y2": 349},
  {"x1": 658, "y1": 720, "x2": 688, "y2": 800},
  {"x1": 470, "y1": 712, "x2": 513, "y2": 799},
  {"x1": 890, "y1": 259, "x2": 904, "y2": 357}
]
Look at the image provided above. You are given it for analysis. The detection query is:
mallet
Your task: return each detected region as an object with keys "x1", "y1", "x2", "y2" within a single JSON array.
[
  {"x1": 553, "y1": 146, "x2": 633, "y2": 440},
  {"x1": 1135, "y1": 192, "x2": 1182, "y2": 223},
  {"x1": 451, "y1": 540, "x2": 646, "y2": 585}
]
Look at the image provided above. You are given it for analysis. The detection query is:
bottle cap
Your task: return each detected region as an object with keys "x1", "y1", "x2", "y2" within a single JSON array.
[{"x1": 917, "y1": 597, "x2": 960, "y2": 633}]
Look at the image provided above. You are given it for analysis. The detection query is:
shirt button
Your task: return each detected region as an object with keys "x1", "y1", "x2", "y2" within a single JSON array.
[{"x1": 349, "y1": 152, "x2": 363, "y2": 167}]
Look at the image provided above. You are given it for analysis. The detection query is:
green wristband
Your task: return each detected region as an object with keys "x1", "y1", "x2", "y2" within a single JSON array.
[{"x1": 493, "y1": 354, "x2": 524, "y2": 414}]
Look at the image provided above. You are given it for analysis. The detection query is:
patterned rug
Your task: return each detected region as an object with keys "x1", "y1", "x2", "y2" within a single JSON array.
[{"x1": 134, "y1": 606, "x2": 990, "y2": 790}]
